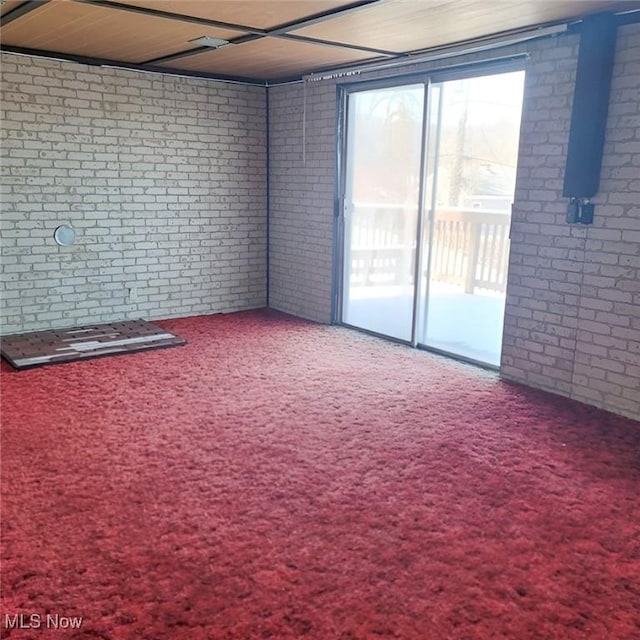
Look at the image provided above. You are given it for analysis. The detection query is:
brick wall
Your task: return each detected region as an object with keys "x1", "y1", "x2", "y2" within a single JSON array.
[
  {"x1": 1, "y1": 54, "x2": 267, "y2": 334},
  {"x1": 502, "y1": 23, "x2": 640, "y2": 420},
  {"x1": 268, "y1": 25, "x2": 640, "y2": 420},
  {"x1": 268, "y1": 83, "x2": 336, "y2": 322}
]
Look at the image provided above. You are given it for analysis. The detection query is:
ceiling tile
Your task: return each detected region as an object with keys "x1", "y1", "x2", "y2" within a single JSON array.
[
  {"x1": 0, "y1": 1, "x2": 246, "y2": 63},
  {"x1": 116, "y1": 0, "x2": 359, "y2": 30},
  {"x1": 291, "y1": 0, "x2": 637, "y2": 53},
  {"x1": 158, "y1": 36, "x2": 380, "y2": 80}
]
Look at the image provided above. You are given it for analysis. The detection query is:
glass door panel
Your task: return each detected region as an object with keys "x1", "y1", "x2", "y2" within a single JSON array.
[
  {"x1": 342, "y1": 84, "x2": 425, "y2": 341},
  {"x1": 418, "y1": 71, "x2": 525, "y2": 366}
]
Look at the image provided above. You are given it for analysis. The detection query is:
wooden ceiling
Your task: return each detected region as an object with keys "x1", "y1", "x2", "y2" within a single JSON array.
[{"x1": 0, "y1": 0, "x2": 637, "y2": 83}]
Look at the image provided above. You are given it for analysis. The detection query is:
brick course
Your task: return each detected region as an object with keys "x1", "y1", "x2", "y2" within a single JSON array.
[
  {"x1": 1, "y1": 55, "x2": 267, "y2": 333},
  {"x1": 268, "y1": 82, "x2": 336, "y2": 322},
  {"x1": 502, "y1": 25, "x2": 640, "y2": 420}
]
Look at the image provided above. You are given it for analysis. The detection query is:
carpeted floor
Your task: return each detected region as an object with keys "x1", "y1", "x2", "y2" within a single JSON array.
[{"x1": 1, "y1": 309, "x2": 639, "y2": 639}]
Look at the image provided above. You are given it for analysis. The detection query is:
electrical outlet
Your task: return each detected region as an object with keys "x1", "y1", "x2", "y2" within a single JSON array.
[{"x1": 128, "y1": 287, "x2": 137, "y2": 301}]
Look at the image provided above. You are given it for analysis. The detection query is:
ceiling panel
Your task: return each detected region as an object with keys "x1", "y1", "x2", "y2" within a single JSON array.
[
  {"x1": 1, "y1": 0, "x2": 26, "y2": 17},
  {"x1": 0, "y1": 1, "x2": 246, "y2": 63},
  {"x1": 158, "y1": 37, "x2": 379, "y2": 80},
  {"x1": 1, "y1": 0, "x2": 636, "y2": 82},
  {"x1": 116, "y1": 0, "x2": 358, "y2": 30},
  {"x1": 292, "y1": 0, "x2": 638, "y2": 53}
]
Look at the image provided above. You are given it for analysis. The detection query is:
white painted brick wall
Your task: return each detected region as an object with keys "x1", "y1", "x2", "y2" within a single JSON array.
[
  {"x1": 268, "y1": 84, "x2": 336, "y2": 323},
  {"x1": 501, "y1": 35, "x2": 585, "y2": 397},
  {"x1": 1, "y1": 53, "x2": 267, "y2": 334},
  {"x1": 268, "y1": 25, "x2": 639, "y2": 420},
  {"x1": 502, "y1": 24, "x2": 640, "y2": 420},
  {"x1": 570, "y1": 24, "x2": 640, "y2": 419}
]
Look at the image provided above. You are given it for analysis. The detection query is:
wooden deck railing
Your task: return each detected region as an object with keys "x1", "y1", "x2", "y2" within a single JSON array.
[{"x1": 349, "y1": 204, "x2": 511, "y2": 293}]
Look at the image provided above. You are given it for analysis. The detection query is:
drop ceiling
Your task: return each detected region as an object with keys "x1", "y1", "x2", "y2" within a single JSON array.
[{"x1": 0, "y1": 0, "x2": 638, "y2": 84}]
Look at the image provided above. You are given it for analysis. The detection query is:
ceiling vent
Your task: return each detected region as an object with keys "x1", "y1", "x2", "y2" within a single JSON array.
[{"x1": 189, "y1": 36, "x2": 231, "y2": 49}]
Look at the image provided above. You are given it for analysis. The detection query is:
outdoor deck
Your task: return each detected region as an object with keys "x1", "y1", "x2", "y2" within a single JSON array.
[
  {"x1": 344, "y1": 283, "x2": 505, "y2": 366},
  {"x1": 344, "y1": 204, "x2": 510, "y2": 366}
]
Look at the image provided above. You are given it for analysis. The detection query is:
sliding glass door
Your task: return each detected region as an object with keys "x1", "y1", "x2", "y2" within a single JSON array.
[
  {"x1": 341, "y1": 84, "x2": 425, "y2": 341},
  {"x1": 419, "y1": 72, "x2": 525, "y2": 366},
  {"x1": 340, "y1": 70, "x2": 524, "y2": 367}
]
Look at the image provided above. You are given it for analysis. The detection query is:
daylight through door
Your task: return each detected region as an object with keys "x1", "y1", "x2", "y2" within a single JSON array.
[{"x1": 341, "y1": 70, "x2": 525, "y2": 367}]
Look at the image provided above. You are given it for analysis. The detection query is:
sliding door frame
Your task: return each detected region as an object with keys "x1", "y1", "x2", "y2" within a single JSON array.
[
  {"x1": 409, "y1": 80, "x2": 432, "y2": 347},
  {"x1": 334, "y1": 73, "x2": 431, "y2": 344},
  {"x1": 333, "y1": 56, "x2": 527, "y2": 363}
]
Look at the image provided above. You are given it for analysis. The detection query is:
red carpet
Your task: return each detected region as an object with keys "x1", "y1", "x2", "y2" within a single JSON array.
[{"x1": 1, "y1": 310, "x2": 638, "y2": 639}]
